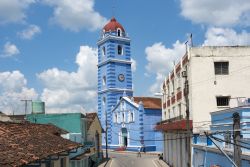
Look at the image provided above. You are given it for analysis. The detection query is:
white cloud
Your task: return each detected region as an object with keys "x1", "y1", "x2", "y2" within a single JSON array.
[
  {"x1": 131, "y1": 58, "x2": 137, "y2": 72},
  {"x1": 0, "y1": 0, "x2": 35, "y2": 24},
  {"x1": 37, "y1": 45, "x2": 98, "y2": 113},
  {"x1": 18, "y1": 24, "x2": 41, "y2": 39},
  {"x1": 42, "y1": 0, "x2": 107, "y2": 32},
  {"x1": 2, "y1": 42, "x2": 20, "y2": 57},
  {"x1": 145, "y1": 41, "x2": 186, "y2": 94},
  {"x1": 180, "y1": 0, "x2": 250, "y2": 27},
  {"x1": 0, "y1": 71, "x2": 38, "y2": 114},
  {"x1": 203, "y1": 27, "x2": 250, "y2": 46},
  {"x1": 145, "y1": 41, "x2": 186, "y2": 93}
]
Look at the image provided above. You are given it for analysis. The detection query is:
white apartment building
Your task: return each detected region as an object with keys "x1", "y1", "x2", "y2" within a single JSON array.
[{"x1": 156, "y1": 46, "x2": 250, "y2": 167}]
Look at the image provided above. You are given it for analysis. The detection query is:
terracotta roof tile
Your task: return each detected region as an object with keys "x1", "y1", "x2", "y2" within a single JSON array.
[
  {"x1": 103, "y1": 17, "x2": 125, "y2": 32},
  {"x1": 0, "y1": 122, "x2": 82, "y2": 167},
  {"x1": 133, "y1": 97, "x2": 161, "y2": 109}
]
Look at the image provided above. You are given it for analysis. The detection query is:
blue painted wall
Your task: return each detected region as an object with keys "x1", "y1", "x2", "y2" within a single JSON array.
[
  {"x1": 192, "y1": 107, "x2": 250, "y2": 167},
  {"x1": 111, "y1": 98, "x2": 163, "y2": 152},
  {"x1": 97, "y1": 20, "x2": 133, "y2": 147}
]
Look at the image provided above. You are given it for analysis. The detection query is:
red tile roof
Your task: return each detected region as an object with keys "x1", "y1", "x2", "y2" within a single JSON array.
[
  {"x1": 103, "y1": 17, "x2": 125, "y2": 32},
  {"x1": 133, "y1": 97, "x2": 161, "y2": 109},
  {"x1": 0, "y1": 122, "x2": 82, "y2": 167}
]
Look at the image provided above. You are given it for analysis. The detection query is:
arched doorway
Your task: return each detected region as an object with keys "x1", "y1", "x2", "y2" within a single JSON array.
[{"x1": 121, "y1": 128, "x2": 128, "y2": 147}]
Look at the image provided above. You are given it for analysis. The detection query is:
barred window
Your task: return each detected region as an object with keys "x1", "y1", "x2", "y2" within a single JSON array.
[
  {"x1": 118, "y1": 45, "x2": 123, "y2": 55},
  {"x1": 214, "y1": 62, "x2": 229, "y2": 75},
  {"x1": 102, "y1": 47, "x2": 106, "y2": 56},
  {"x1": 216, "y1": 96, "x2": 230, "y2": 106}
]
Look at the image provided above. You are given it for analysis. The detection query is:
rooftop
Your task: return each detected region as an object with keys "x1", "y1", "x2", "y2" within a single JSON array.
[
  {"x1": 0, "y1": 122, "x2": 82, "y2": 167},
  {"x1": 133, "y1": 97, "x2": 161, "y2": 109},
  {"x1": 103, "y1": 17, "x2": 125, "y2": 33}
]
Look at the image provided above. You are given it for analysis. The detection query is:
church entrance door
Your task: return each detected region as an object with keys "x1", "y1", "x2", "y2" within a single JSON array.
[{"x1": 121, "y1": 128, "x2": 128, "y2": 147}]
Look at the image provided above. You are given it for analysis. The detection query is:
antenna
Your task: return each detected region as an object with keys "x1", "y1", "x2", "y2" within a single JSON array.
[
  {"x1": 21, "y1": 99, "x2": 32, "y2": 115},
  {"x1": 190, "y1": 33, "x2": 193, "y2": 47}
]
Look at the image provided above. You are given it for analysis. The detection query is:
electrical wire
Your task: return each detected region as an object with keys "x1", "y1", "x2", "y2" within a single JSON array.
[
  {"x1": 210, "y1": 135, "x2": 250, "y2": 150},
  {"x1": 217, "y1": 133, "x2": 250, "y2": 147},
  {"x1": 112, "y1": 131, "x2": 194, "y2": 141}
]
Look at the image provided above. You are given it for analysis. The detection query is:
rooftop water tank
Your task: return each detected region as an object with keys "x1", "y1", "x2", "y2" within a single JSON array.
[{"x1": 32, "y1": 101, "x2": 45, "y2": 114}]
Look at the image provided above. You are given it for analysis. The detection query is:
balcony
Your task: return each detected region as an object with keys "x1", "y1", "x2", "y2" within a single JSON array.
[
  {"x1": 176, "y1": 91, "x2": 182, "y2": 101},
  {"x1": 155, "y1": 118, "x2": 193, "y2": 132},
  {"x1": 171, "y1": 96, "x2": 175, "y2": 104}
]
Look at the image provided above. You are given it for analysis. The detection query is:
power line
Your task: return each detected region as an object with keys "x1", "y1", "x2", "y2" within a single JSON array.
[
  {"x1": 211, "y1": 135, "x2": 250, "y2": 150},
  {"x1": 218, "y1": 133, "x2": 250, "y2": 147}
]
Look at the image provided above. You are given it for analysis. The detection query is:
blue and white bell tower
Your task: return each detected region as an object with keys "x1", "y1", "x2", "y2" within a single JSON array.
[{"x1": 97, "y1": 17, "x2": 133, "y2": 146}]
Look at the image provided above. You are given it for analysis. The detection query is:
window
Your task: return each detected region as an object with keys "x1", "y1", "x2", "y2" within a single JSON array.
[
  {"x1": 122, "y1": 112, "x2": 125, "y2": 122},
  {"x1": 216, "y1": 96, "x2": 230, "y2": 106},
  {"x1": 117, "y1": 29, "x2": 121, "y2": 36},
  {"x1": 129, "y1": 112, "x2": 134, "y2": 122},
  {"x1": 178, "y1": 104, "x2": 181, "y2": 117},
  {"x1": 172, "y1": 106, "x2": 176, "y2": 117},
  {"x1": 171, "y1": 80, "x2": 175, "y2": 94},
  {"x1": 177, "y1": 73, "x2": 181, "y2": 89},
  {"x1": 168, "y1": 109, "x2": 170, "y2": 119},
  {"x1": 118, "y1": 45, "x2": 123, "y2": 55},
  {"x1": 102, "y1": 47, "x2": 106, "y2": 56},
  {"x1": 102, "y1": 76, "x2": 106, "y2": 86},
  {"x1": 214, "y1": 62, "x2": 229, "y2": 75},
  {"x1": 167, "y1": 85, "x2": 170, "y2": 97},
  {"x1": 114, "y1": 113, "x2": 118, "y2": 123},
  {"x1": 102, "y1": 97, "x2": 106, "y2": 106}
]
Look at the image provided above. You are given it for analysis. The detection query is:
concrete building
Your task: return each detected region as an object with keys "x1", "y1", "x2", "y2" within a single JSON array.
[
  {"x1": 85, "y1": 113, "x2": 103, "y2": 158},
  {"x1": 110, "y1": 96, "x2": 163, "y2": 152},
  {"x1": 193, "y1": 99, "x2": 250, "y2": 167},
  {"x1": 156, "y1": 46, "x2": 250, "y2": 167}
]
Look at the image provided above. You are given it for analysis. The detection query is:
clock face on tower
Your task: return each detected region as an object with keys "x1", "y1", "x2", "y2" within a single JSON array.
[{"x1": 118, "y1": 74, "x2": 125, "y2": 82}]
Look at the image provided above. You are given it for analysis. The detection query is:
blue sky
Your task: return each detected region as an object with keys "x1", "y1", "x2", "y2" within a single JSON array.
[{"x1": 1, "y1": 0, "x2": 250, "y2": 114}]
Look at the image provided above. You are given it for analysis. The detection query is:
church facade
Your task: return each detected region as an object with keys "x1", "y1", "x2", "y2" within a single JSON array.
[
  {"x1": 111, "y1": 96, "x2": 163, "y2": 152},
  {"x1": 97, "y1": 17, "x2": 162, "y2": 152}
]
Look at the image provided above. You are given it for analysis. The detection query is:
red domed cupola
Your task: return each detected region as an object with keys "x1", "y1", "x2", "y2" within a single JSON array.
[{"x1": 103, "y1": 17, "x2": 125, "y2": 33}]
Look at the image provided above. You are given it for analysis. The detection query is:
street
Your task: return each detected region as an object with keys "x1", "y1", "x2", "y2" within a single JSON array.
[{"x1": 101, "y1": 151, "x2": 166, "y2": 167}]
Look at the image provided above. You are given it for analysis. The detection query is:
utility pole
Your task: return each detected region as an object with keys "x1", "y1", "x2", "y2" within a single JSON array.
[
  {"x1": 233, "y1": 112, "x2": 241, "y2": 166},
  {"x1": 182, "y1": 66, "x2": 191, "y2": 167},
  {"x1": 21, "y1": 99, "x2": 32, "y2": 115},
  {"x1": 105, "y1": 110, "x2": 109, "y2": 159}
]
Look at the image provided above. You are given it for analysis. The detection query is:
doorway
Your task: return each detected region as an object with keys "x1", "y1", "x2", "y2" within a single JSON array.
[{"x1": 121, "y1": 128, "x2": 128, "y2": 147}]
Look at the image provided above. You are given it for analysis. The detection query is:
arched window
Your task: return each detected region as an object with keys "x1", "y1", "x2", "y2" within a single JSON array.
[
  {"x1": 131, "y1": 112, "x2": 134, "y2": 122},
  {"x1": 117, "y1": 45, "x2": 123, "y2": 55},
  {"x1": 117, "y1": 29, "x2": 121, "y2": 36},
  {"x1": 115, "y1": 113, "x2": 118, "y2": 123},
  {"x1": 102, "y1": 97, "x2": 106, "y2": 106},
  {"x1": 102, "y1": 47, "x2": 106, "y2": 56},
  {"x1": 102, "y1": 76, "x2": 106, "y2": 86},
  {"x1": 122, "y1": 112, "x2": 125, "y2": 122}
]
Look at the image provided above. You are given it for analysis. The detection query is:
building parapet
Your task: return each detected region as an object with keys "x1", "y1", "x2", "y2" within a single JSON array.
[{"x1": 155, "y1": 119, "x2": 192, "y2": 131}]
